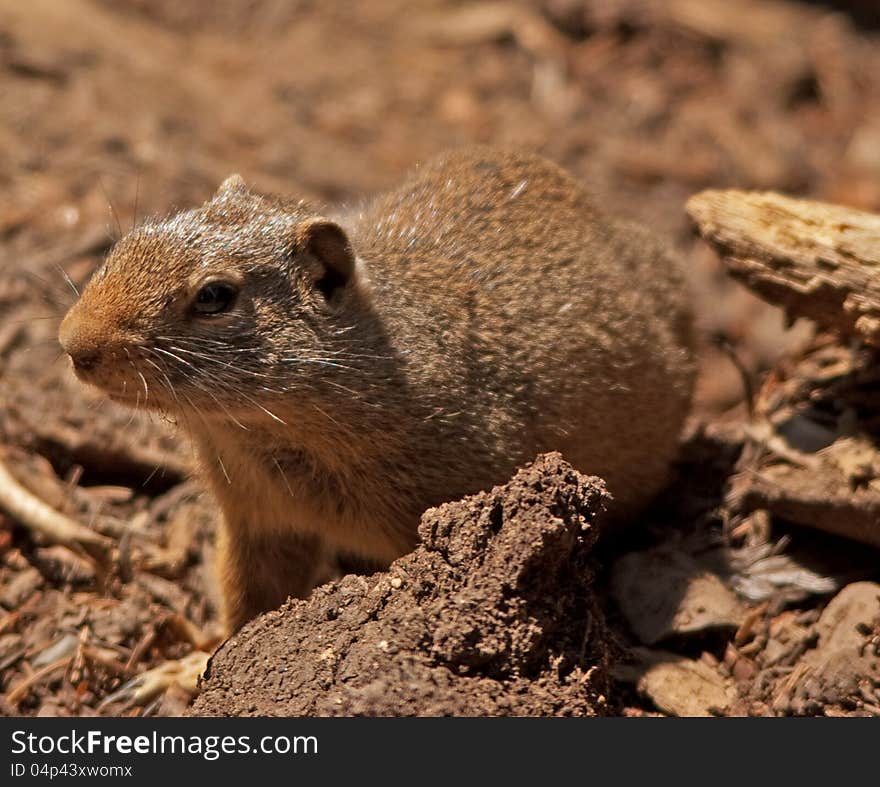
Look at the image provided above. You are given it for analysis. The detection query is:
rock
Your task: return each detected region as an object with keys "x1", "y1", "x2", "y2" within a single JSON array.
[
  {"x1": 610, "y1": 547, "x2": 746, "y2": 645},
  {"x1": 774, "y1": 582, "x2": 880, "y2": 714},
  {"x1": 192, "y1": 454, "x2": 612, "y2": 717},
  {"x1": 620, "y1": 648, "x2": 736, "y2": 717},
  {"x1": 813, "y1": 582, "x2": 880, "y2": 646}
]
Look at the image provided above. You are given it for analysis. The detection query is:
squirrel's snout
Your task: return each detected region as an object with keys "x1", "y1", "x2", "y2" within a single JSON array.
[{"x1": 59, "y1": 308, "x2": 105, "y2": 376}]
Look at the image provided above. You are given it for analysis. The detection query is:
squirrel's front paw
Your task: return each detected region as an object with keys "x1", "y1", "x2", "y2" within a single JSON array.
[{"x1": 99, "y1": 650, "x2": 211, "y2": 712}]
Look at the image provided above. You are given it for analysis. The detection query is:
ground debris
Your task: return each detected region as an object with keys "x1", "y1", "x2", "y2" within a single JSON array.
[
  {"x1": 2, "y1": 0, "x2": 880, "y2": 719},
  {"x1": 725, "y1": 341, "x2": 880, "y2": 548},
  {"x1": 771, "y1": 582, "x2": 880, "y2": 715},
  {"x1": 0, "y1": 567, "x2": 43, "y2": 610},
  {"x1": 0, "y1": 450, "x2": 113, "y2": 561}
]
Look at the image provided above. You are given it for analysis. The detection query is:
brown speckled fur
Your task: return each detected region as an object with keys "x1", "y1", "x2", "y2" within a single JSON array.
[{"x1": 59, "y1": 148, "x2": 695, "y2": 632}]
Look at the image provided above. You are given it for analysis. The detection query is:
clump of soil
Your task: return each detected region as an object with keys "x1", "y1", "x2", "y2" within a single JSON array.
[{"x1": 191, "y1": 453, "x2": 612, "y2": 717}]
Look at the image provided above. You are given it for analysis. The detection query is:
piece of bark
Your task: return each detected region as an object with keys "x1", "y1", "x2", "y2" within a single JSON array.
[
  {"x1": 687, "y1": 190, "x2": 880, "y2": 346},
  {"x1": 610, "y1": 547, "x2": 745, "y2": 645},
  {"x1": 732, "y1": 464, "x2": 880, "y2": 549}
]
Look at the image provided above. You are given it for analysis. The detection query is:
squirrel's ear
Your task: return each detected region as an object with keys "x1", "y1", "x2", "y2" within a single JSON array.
[
  {"x1": 215, "y1": 174, "x2": 248, "y2": 198},
  {"x1": 298, "y1": 218, "x2": 356, "y2": 299}
]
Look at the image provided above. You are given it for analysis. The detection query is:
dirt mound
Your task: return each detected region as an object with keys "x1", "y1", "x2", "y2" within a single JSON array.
[{"x1": 191, "y1": 454, "x2": 611, "y2": 717}]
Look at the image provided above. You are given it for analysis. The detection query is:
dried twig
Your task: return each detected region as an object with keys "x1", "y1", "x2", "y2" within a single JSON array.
[
  {"x1": 5, "y1": 656, "x2": 72, "y2": 706},
  {"x1": 0, "y1": 451, "x2": 112, "y2": 560},
  {"x1": 124, "y1": 627, "x2": 157, "y2": 673}
]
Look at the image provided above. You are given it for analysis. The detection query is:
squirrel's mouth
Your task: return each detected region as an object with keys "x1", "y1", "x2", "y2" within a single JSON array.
[
  {"x1": 106, "y1": 385, "x2": 181, "y2": 415},
  {"x1": 105, "y1": 376, "x2": 177, "y2": 412},
  {"x1": 105, "y1": 388, "x2": 144, "y2": 405},
  {"x1": 61, "y1": 342, "x2": 175, "y2": 411},
  {"x1": 67, "y1": 362, "x2": 155, "y2": 410},
  {"x1": 82, "y1": 378, "x2": 144, "y2": 407}
]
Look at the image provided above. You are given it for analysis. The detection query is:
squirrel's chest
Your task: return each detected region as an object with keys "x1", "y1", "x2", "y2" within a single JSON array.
[
  {"x1": 198, "y1": 438, "x2": 329, "y2": 527},
  {"x1": 192, "y1": 432, "x2": 400, "y2": 554},
  {"x1": 187, "y1": 434, "x2": 421, "y2": 561}
]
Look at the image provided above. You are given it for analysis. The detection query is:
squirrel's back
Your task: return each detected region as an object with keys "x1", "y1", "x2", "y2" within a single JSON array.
[{"x1": 350, "y1": 148, "x2": 695, "y2": 518}]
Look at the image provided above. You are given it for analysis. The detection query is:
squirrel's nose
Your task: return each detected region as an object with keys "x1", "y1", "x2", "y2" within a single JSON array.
[
  {"x1": 61, "y1": 336, "x2": 103, "y2": 374},
  {"x1": 58, "y1": 310, "x2": 104, "y2": 374},
  {"x1": 68, "y1": 347, "x2": 102, "y2": 372}
]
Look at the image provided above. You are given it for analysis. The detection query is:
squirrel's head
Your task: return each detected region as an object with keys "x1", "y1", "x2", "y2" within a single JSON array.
[{"x1": 59, "y1": 175, "x2": 368, "y2": 421}]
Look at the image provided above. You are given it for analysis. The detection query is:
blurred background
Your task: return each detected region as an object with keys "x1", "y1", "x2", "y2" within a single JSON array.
[
  {"x1": 1, "y1": 0, "x2": 880, "y2": 716},
  {"x1": 5, "y1": 0, "x2": 880, "y2": 414}
]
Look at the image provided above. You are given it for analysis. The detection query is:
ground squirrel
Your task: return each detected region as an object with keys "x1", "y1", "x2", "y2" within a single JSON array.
[{"x1": 59, "y1": 148, "x2": 696, "y2": 633}]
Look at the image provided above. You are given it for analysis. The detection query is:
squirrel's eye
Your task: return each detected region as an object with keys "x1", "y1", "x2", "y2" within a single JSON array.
[{"x1": 193, "y1": 281, "x2": 238, "y2": 316}]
